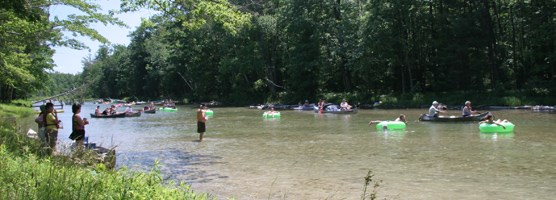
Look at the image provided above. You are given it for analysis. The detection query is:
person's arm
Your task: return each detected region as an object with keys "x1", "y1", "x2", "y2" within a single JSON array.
[
  {"x1": 74, "y1": 115, "x2": 85, "y2": 126},
  {"x1": 437, "y1": 107, "x2": 445, "y2": 113},
  {"x1": 495, "y1": 122, "x2": 506, "y2": 129}
]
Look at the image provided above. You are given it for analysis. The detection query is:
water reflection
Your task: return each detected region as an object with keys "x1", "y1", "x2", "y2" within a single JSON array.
[
  {"x1": 375, "y1": 130, "x2": 406, "y2": 141},
  {"x1": 480, "y1": 132, "x2": 515, "y2": 141}
]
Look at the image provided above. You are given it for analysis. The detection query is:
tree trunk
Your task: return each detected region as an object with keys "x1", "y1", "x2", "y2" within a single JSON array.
[{"x1": 481, "y1": 0, "x2": 498, "y2": 90}]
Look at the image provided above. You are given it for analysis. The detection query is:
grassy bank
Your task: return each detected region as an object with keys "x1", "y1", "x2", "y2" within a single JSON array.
[{"x1": 0, "y1": 103, "x2": 212, "y2": 200}]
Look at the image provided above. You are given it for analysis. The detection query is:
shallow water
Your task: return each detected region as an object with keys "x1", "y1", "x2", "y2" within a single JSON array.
[{"x1": 29, "y1": 104, "x2": 556, "y2": 199}]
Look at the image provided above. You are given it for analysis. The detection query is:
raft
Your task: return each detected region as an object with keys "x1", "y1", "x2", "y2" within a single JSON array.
[
  {"x1": 479, "y1": 122, "x2": 515, "y2": 133},
  {"x1": 262, "y1": 112, "x2": 281, "y2": 119},
  {"x1": 160, "y1": 107, "x2": 178, "y2": 112},
  {"x1": 376, "y1": 121, "x2": 406, "y2": 131},
  {"x1": 205, "y1": 109, "x2": 214, "y2": 117}
]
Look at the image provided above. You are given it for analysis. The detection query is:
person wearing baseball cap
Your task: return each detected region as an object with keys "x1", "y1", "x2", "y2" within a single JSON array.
[
  {"x1": 462, "y1": 100, "x2": 479, "y2": 116},
  {"x1": 428, "y1": 101, "x2": 444, "y2": 117}
]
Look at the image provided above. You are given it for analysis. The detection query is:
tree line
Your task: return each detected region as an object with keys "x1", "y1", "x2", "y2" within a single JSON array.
[{"x1": 3, "y1": 1, "x2": 556, "y2": 105}]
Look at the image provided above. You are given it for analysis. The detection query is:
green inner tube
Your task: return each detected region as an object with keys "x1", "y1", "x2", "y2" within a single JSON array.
[
  {"x1": 479, "y1": 122, "x2": 515, "y2": 133},
  {"x1": 262, "y1": 112, "x2": 281, "y2": 118},
  {"x1": 160, "y1": 107, "x2": 178, "y2": 111},
  {"x1": 376, "y1": 121, "x2": 406, "y2": 130},
  {"x1": 205, "y1": 110, "x2": 214, "y2": 117}
]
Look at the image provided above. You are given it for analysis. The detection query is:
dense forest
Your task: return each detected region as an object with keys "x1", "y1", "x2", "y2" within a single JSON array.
[{"x1": 2, "y1": 0, "x2": 555, "y2": 106}]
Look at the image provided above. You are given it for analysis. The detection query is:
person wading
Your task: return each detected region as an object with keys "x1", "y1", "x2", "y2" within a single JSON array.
[{"x1": 197, "y1": 104, "x2": 208, "y2": 141}]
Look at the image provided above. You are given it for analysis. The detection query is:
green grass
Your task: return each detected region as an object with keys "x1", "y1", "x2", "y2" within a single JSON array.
[
  {"x1": 0, "y1": 146, "x2": 211, "y2": 200},
  {"x1": 0, "y1": 103, "x2": 35, "y2": 118}
]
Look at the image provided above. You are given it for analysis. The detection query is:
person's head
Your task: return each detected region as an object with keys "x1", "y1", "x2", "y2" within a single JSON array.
[
  {"x1": 72, "y1": 103, "x2": 81, "y2": 114},
  {"x1": 96, "y1": 106, "x2": 100, "y2": 109},
  {"x1": 39, "y1": 105, "x2": 46, "y2": 113},
  {"x1": 465, "y1": 101, "x2": 471, "y2": 106},
  {"x1": 432, "y1": 101, "x2": 439, "y2": 106},
  {"x1": 483, "y1": 114, "x2": 493, "y2": 121},
  {"x1": 45, "y1": 103, "x2": 54, "y2": 112},
  {"x1": 399, "y1": 114, "x2": 406, "y2": 120}
]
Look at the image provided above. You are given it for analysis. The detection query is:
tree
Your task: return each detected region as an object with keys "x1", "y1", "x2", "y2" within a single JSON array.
[{"x1": 0, "y1": 0, "x2": 124, "y2": 101}]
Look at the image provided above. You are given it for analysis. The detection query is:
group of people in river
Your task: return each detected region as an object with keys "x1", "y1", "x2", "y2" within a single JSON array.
[
  {"x1": 427, "y1": 100, "x2": 480, "y2": 117},
  {"x1": 368, "y1": 100, "x2": 511, "y2": 129},
  {"x1": 33, "y1": 98, "x2": 513, "y2": 153},
  {"x1": 94, "y1": 105, "x2": 118, "y2": 116},
  {"x1": 35, "y1": 103, "x2": 89, "y2": 155},
  {"x1": 315, "y1": 98, "x2": 354, "y2": 113}
]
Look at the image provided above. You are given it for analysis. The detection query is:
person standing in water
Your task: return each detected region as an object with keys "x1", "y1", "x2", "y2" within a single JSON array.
[
  {"x1": 197, "y1": 104, "x2": 207, "y2": 141},
  {"x1": 71, "y1": 103, "x2": 89, "y2": 149}
]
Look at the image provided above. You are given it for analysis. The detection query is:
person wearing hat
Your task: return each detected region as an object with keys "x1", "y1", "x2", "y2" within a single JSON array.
[
  {"x1": 197, "y1": 104, "x2": 208, "y2": 141},
  {"x1": 462, "y1": 100, "x2": 478, "y2": 117},
  {"x1": 428, "y1": 101, "x2": 444, "y2": 117}
]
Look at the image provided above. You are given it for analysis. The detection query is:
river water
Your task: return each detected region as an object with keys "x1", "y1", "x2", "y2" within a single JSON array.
[{"x1": 30, "y1": 104, "x2": 556, "y2": 199}]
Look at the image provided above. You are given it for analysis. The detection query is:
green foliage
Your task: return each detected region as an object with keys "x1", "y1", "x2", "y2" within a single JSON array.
[
  {"x1": 361, "y1": 170, "x2": 381, "y2": 200},
  {"x1": 0, "y1": 146, "x2": 211, "y2": 200},
  {"x1": 76, "y1": 0, "x2": 556, "y2": 106},
  {"x1": 0, "y1": 0, "x2": 124, "y2": 102},
  {"x1": 0, "y1": 104, "x2": 35, "y2": 119},
  {"x1": 501, "y1": 96, "x2": 522, "y2": 107},
  {"x1": 9, "y1": 100, "x2": 33, "y2": 108}
]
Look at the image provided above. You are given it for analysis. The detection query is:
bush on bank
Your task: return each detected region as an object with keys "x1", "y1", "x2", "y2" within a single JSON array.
[{"x1": 0, "y1": 103, "x2": 212, "y2": 200}]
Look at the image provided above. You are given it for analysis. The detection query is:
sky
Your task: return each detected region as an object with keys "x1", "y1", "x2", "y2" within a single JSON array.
[{"x1": 50, "y1": 0, "x2": 157, "y2": 74}]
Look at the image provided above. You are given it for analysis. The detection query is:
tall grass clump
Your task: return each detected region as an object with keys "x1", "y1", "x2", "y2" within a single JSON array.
[
  {"x1": 362, "y1": 170, "x2": 382, "y2": 200},
  {"x1": 0, "y1": 103, "x2": 35, "y2": 118},
  {"x1": 0, "y1": 104, "x2": 41, "y2": 156},
  {"x1": 0, "y1": 146, "x2": 212, "y2": 200}
]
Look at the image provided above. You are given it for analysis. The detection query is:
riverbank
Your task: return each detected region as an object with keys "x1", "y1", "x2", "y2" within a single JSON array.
[{"x1": 0, "y1": 103, "x2": 212, "y2": 200}]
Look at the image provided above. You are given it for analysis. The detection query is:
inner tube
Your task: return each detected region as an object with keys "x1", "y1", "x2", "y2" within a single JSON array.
[
  {"x1": 479, "y1": 122, "x2": 515, "y2": 133},
  {"x1": 160, "y1": 107, "x2": 178, "y2": 112},
  {"x1": 376, "y1": 121, "x2": 406, "y2": 130},
  {"x1": 205, "y1": 109, "x2": 214, "y2": 117},
  {"x1": 262, "y1": 112, "x2": 281, "y2": 119}
]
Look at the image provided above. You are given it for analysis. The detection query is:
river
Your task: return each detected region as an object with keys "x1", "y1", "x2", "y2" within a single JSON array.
[{"x1": 29, "y1": 104, "x2": 556, "y2": 199}]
